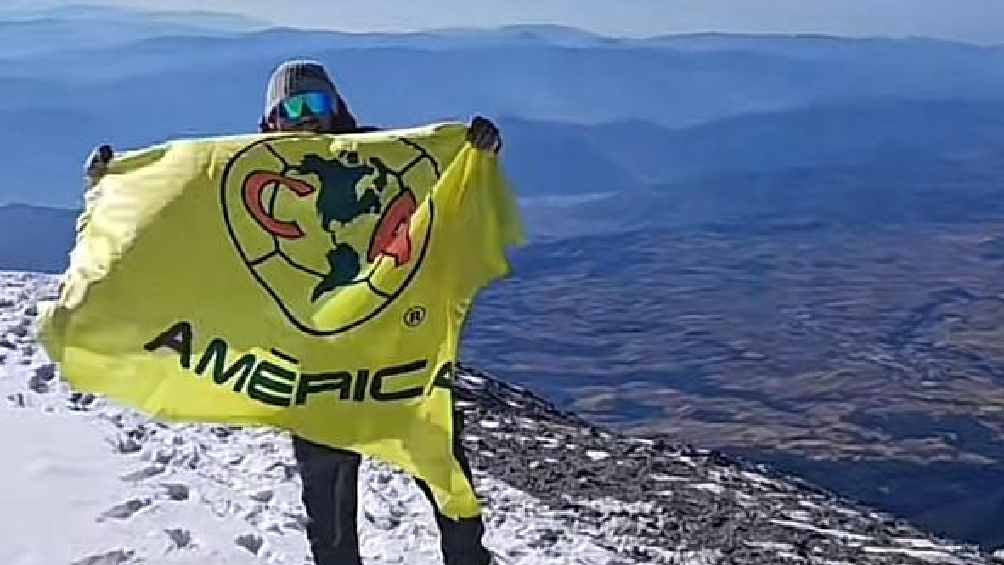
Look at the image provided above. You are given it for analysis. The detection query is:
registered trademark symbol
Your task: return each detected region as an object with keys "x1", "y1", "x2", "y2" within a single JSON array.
[{"x1": 404, "y1": 306, "x2": 427, "y2": 328}]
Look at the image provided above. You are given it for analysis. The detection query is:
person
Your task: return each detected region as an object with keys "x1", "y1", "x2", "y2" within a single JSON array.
[{"x1": 85, "y1": 59, "x2": 502, "y2": 565}]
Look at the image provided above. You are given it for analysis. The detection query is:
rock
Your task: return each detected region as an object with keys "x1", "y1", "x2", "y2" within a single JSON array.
[
  {"x1": 282, "y1": 512, "x2": 309, "y2": 532},
  {"x1": 164, "y1": 528, "x2": 193, "y2": 550},
  {"x1": 161, "y1": 483, "x2": 190, "y2": 501},
  {"x1": 70, "y1": 549, "x2": 135, "y2": 565},
  {"x1": 68, "y1": 392, "x2": 97, "y2": 411},
  {"x1": 114, "y1": 435, "x2": 143, "y2": 454},
  {"x1": 27, "y1": 364, "x2": 57, "y2": 393},
  {"x1": 235, "y1": 533, "x2": 264, "y2": 555},
  {"x1": 120, "y1": 465, "x2": 165, "y2": 482},
  {"x1": 98, "y1": 498, "x2": 151, "y2": 521},
  {"x1": 152, "y1": 448, "x2": 176, "y2": 465},
  {"x1": 266, "y1": 461, "x2": 298, "y2": 482},
  {"x1": 249, "y1": 489, "x2": 274, "y2": 503},
  {"x1": 451, "y1": 365, "x2": 992, "y2": 565},
  {"x1": 6, "y1": 392, "x2": 28, "y2": 408},
  {"x1": 35, "y1": 363, "x2": 56, "y2": 380}
]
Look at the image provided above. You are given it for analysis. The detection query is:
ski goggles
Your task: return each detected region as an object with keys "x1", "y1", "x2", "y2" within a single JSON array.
[{"x1": 276, "y1": 91, "x2": 335, "y2": 122}]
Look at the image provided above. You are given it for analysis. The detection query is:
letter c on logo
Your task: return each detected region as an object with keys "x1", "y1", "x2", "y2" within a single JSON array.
[{"x1": 243, "y1": 172, "x2": 316, "y2": 239}]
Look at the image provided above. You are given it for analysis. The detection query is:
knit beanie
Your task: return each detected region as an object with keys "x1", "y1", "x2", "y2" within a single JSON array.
[{"x1": 263, "y1": 59, "x2": 340, "y2": 120}]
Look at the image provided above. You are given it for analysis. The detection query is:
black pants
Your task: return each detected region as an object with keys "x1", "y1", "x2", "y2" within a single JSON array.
[{"x1": 292, "y1": 411, "x2": 491, "y2": 565}]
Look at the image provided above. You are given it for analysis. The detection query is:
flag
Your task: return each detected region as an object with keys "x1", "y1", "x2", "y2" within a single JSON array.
[{"x1": 39, "y1": 123, "x2": 524, "y2": 519}]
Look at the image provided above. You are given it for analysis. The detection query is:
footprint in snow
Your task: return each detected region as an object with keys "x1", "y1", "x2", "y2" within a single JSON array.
[
  {"x1": 249, "y1": 488, "x2": 274, "y2": 503},
  {"x1": 160, "y1": 483, "x2": 190, "y2": 501},
  {"x1": 235, "y1": 532, "x2": 264, "y2": 555},
  {"x1": 98, "y1": 498, "x2": 152, "y2": 521},
  {"x1": 71, "y1": 549, "x2": 136, "y2": 565},
  {"x1": 120, "y1": 465, "x2": 165, "y2": 482},
  {"x1": 164, "y1": 528, "x2": 193, "y2": 551}
]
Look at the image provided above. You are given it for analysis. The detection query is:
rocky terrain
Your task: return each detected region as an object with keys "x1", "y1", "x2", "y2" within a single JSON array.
[
  {"x1": 466, "y1": 194, "x2": 1004, "y2": 548},
  {"x1": 1, "y1": 271, "x2": 998, "y2": 564}
]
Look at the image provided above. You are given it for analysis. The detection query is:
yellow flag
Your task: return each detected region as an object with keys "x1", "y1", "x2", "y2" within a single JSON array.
[{"x1": 39, "y1": 123, "x2": 524, "y2": 519}]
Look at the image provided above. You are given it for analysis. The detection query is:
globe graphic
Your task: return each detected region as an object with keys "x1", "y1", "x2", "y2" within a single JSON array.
[{"x1": 220, "y1": 136, "x2": 440, "y2": 335}]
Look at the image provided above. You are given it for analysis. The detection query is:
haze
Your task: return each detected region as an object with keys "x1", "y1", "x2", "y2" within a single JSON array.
[{"x1": 5, "y1": 0, "x2": 1004, "y2": 44}]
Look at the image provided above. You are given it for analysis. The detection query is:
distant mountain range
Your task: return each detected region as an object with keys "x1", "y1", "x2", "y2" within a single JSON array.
[
  {"x1": 0, "y1": 4, "x2": 266, "y2": 57},
  {"x1": 503, "y1": 98, "x2": 1004, "y2": 194},
  {"x1": 0, "y1": 205, "x2": 77, "y2": 273},
  {"x1": 3, "y1": 97, "x2": 1003, "y2": 206},
  {"x1": 4, "y1": 5, "x2": 1004, "y2": 206},
  {"x1": 9, "y1": 25, "x2": 1004, "y2": 124},
  {"x1": 12, "y1": 147, "x2": 1004, "y2": 272}
]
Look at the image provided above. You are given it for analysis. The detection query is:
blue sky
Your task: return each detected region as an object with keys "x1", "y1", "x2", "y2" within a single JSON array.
[{"x1": 11, "y1": 0, "x2": 1004, "y2": 43}]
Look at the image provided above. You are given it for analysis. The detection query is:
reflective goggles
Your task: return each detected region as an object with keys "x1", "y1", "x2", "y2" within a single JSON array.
[{"x1": 277, "y1": 91, "x2": 335, "y2": 122}]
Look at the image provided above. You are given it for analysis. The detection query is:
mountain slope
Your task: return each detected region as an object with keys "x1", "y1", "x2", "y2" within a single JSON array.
[
  {"x1": 462, "y1": 155, "x2": 1004, "y2": 547},
  {"x1": 6, "y1": 97, "x2": 1004, "y2": 207},
  {"x1": 6, "y1": 26, "x2": 1004, "y2": 123},
  {"x1": 7, "y1": 10, "x2": 1004, "y2": 206},
  {"x1": 502, "y1": 99, "x2": 1004, "y2": 191},
  {"x1": 0, "y1": 205, "x2": 78, "y2": 273},
  {"x1": 0, "y1": 271, "x2": 993, "y2": 563}
]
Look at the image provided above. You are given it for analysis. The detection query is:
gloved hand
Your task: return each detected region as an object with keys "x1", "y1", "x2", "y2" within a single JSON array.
[
  {"x1": 466, "y1": 116, "x2": 502, "y2": 154},
  {"x1": 83, "y1": 144, "x2": 114, "y2": 186}
]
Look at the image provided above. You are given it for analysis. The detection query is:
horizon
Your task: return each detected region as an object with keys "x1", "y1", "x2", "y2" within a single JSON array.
[
  {"x1": 5, "y1": 1, "x2": 1004, "y2": 211},
  {"x1": 3, "y1": 0, "x2": 1004, "y2": 45}
]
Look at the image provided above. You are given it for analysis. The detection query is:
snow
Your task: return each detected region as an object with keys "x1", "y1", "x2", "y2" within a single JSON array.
[
  {"x1": 1, "y1": 408, "x2": 133, "y2": 564},
  {"x1": 770, "y1": 519, "x2": 873, "y2": 543},
  {"x1": 0, "y1": 272, "x2": 624, "y2": 564},
  {"x1": 689, "y1": 483, "x2": 726, "y2": 495},
  {"x1": 0, "y1": 271, "x2": 993, "y2": 565},
  {"x1": 0, "y1": 406, "x2": 295, "y2": 564},
  {"x1": 862, "y1": 546, "x2": 968, "y2": 565}
]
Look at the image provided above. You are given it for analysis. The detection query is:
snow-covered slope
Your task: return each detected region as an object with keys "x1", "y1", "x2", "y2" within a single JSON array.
[{"x1": 0, "y1": 271, "x2": 994, "y2": 564}]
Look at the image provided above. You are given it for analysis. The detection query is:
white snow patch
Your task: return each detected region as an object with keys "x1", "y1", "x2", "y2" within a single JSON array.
[
  {"x1": 892, "y1": 537, "x2": 967, "y2": 552},
  {"x1": 771, "y1": 519, "x2": 872, "y2": 543},
  {"x1": 690, "y1": 483, "x2": 726, "y2": 495},
  {"x1": 745, "y1": 541, "x2": 795, "y2": 552},
  {"x1": 650, "y1": 473, "x2": 689, "y2": 482},
  {"x1": 862, "y1": 546, "x2": 967, "y2": 565},
  {"x1": 677, "y1": 455, "x2": 698, "y2": 467},
  {"x1": 0, "y1": 272, "x2": 638, "y2": 564}
]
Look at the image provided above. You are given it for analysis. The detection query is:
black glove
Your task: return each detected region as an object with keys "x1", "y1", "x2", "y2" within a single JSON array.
[
  {"x1": 84, "y1": 144, "x2": 114, "y2": 185},
  {"x1": 466, "y1": 116, "x2": 502, "y2": 154}
]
